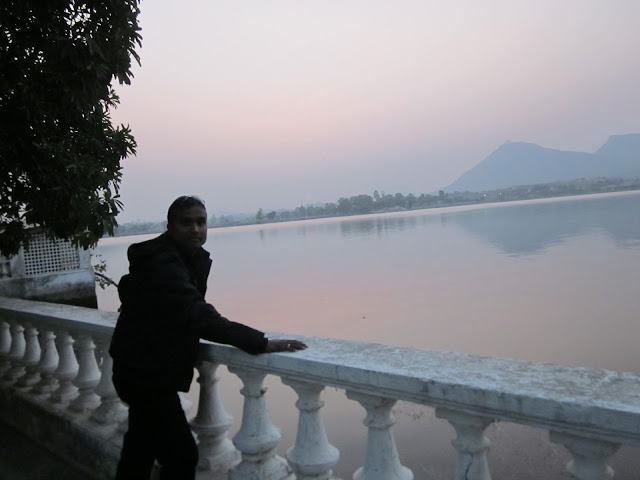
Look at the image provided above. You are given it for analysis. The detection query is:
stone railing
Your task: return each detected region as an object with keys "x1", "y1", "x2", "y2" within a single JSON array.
[{"x1": 1, "y1": 295, "x2": 640, "y2": 480}]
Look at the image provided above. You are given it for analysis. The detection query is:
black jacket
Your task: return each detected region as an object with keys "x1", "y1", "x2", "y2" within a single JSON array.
[{"x1": 109, "y1": 232, "x2": 267, "y2": 392}]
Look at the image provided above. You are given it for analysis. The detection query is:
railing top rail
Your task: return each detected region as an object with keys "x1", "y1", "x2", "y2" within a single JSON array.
[
  {"x1": 199, "y1": 334, "x2": 640, "y2": 445},
  {"x1": 0, "y1": 296, "x2": 117, "y2": 337}
]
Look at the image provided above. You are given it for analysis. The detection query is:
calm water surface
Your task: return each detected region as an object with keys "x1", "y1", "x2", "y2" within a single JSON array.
[
  {"x1": 95, "y1": 191, "x2": 640, "y2": 479},
  {"x1": 97, "y1": 190, "x2": 640, "y2": 372}
]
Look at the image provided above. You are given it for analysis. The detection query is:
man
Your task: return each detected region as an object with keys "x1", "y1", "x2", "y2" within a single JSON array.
[{"x1": 109, "y1": 195, "x2": 306, "y2": 479}]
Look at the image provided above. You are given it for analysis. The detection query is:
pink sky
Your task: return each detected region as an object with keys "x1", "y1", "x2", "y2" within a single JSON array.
[{"x1": 111, "y1": 0, "x2": 640, "y2": 222}]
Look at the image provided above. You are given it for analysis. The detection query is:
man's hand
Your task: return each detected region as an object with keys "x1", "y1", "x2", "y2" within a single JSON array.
[{"x1": 264, "y1": 339, "x2": 307, "y2": 353}]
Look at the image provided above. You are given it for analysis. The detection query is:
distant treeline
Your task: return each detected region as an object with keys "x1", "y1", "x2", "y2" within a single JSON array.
[{"x1": 111, "y1": 176, "x2": 640, "y2": 238}]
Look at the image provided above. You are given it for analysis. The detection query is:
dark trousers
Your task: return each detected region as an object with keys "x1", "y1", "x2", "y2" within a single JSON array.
[{"x1": 113, "y1": 376, "x2": 198, "y2": 480}]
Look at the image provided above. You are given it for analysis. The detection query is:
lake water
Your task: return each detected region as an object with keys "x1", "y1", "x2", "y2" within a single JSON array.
[{"x1": 95, "y1": 191, "x2": 640, "y2": 479}]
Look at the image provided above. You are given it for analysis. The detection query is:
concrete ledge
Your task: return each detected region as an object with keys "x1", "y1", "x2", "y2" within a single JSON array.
[{"x1": 0, "y1": 387, "x2": 121, "y2": 480}]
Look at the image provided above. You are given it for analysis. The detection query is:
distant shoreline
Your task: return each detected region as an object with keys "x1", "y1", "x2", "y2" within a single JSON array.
[{"x1": 109, "y1": 177, "x2": 640, "y2": 239}]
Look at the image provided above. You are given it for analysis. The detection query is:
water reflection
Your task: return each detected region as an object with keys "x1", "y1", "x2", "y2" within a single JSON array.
[
  {"x1": 331, "y1": 192, "x2": 640, "y2": 255},
  {"x1": 450, "y1": 193, "x2": 640, "y2": 256},
  {"x1": 338, "y1": 214, "x2": 424, "y2": 237}
]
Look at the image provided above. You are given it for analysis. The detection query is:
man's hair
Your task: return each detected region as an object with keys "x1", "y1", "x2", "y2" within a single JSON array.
[{"x1": 167, "y1": 195, "x2": 206, "y2": 225}]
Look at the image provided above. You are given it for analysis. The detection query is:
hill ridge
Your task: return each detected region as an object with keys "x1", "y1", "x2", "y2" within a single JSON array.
[{"x1": 445, "y1": 134, "x2": 640, "y2": 192}]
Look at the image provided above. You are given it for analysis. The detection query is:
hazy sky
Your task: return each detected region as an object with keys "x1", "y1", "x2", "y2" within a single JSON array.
[{"x1": 111, "y1": 0, "x2": 640, "y2": 222}]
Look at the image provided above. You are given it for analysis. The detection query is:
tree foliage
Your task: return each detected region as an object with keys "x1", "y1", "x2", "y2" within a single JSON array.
[{"x1": 0, "y1": 0, "x2": 142, "y2": 256}]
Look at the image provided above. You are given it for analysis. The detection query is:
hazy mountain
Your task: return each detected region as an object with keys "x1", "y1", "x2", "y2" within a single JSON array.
[
  {"x1": 595, "y1": 134, "x2": 640, "y2": 177},
  {"x1": 445, "y1": 134, "x2": 640, "y2": 192}
]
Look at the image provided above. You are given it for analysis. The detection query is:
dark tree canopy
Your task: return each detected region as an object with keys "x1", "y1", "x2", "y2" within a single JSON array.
[{"x1": 0, "y1": 0, "x2": 142, "y2": 256}]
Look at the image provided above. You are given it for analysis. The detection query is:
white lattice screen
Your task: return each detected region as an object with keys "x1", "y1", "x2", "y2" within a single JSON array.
[{"x1": 23, "y1": 233, "x2": 80, "y2": 275}]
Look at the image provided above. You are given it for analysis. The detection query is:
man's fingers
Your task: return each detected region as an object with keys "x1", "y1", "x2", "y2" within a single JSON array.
[
  {"x1": 271, "y1": 339, "x2": 307, "y2": 352},
  {"x1": 286, "y1": 340, "x2": 307, "y2": 350}
]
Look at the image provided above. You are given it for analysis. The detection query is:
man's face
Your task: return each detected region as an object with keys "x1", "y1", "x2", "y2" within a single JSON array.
[{"x1": 167, "y1": 205, "x2": 208, "y2": 251}]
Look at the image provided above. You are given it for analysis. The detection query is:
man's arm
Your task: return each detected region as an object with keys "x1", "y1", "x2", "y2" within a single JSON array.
[{"x1": 137, "y1": 244, "x2": 307, "y2": 354}]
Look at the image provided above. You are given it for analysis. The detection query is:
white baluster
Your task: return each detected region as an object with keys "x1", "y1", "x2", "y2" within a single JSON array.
[
  {"x1": 31, "y1": 329, "x2": 60, "y2": 395},
  {"x1": 16, "y1": 324, "x2": 41, "y2": 388},
  {"x1": 69, "y1": 333, "x2": 101, "y2": 412},
  {"x1": 0, "y1": 321, "x2": 11, "y2": 376},
  {"x1": 346, "y1": 391, "x2": 413, "y2": 480},
  {"x1": 190, "y1": 361, "x2": 239, "y2": 473},
  {"x1": 50, "y1": 330, "x2": 79, "y2": 404},
  {"x1": 90, "y1": 338, "x2": 126, "y2": 425},
  {"x1": 550, "y1": 431, "x2": 620, "y2": 480},
  {"x1": 436, "y1": 407, "x2": 494, "y2": 480},
  {"x1": 3, "y1": 322, "x2": 26, "y2": 383},
  {"x1": 282, "y1": 377, "x2": 339, "y2": 480},
  {"x1": 227, "y1": 366, "x2": 293, "y2": 480}
]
